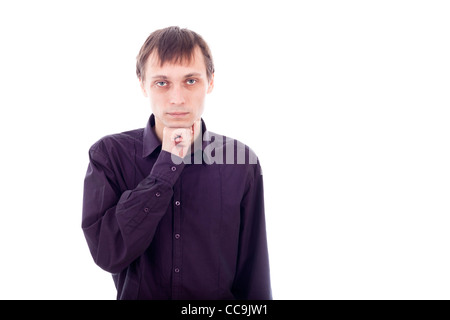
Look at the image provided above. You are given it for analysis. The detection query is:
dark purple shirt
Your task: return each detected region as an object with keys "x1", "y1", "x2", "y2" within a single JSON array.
[{"x1": 81, "y1": 114, "x2": 271, "y2": 300}]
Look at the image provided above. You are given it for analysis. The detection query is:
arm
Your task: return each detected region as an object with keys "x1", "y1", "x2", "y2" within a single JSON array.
[
  {"x1": 81, "y1": 145, "x2": 184, "y2": 274},
  {"x1": 232, "y1": 162, "x2": 272, "y2": 300}
]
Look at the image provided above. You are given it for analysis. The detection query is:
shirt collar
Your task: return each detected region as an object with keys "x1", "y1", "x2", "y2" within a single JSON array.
[{"x1": 142, "y1": 114, "x2": 209, "y2": 158}]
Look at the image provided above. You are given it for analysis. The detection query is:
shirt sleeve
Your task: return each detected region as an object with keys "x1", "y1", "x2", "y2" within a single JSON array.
[
  {"x1": 232, "y1": 162, "x2": 272, "y2": 299},
  {"x1": 81, "y1": 145, "x2": 184, "y2": 274}
]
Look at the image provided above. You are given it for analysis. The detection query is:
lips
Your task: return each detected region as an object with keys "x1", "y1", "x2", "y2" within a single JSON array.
[{"x1": 167, "y1": 112, "x2": 189, "y2": 117}]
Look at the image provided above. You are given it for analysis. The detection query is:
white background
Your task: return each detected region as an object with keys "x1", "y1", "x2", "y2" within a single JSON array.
[{"x1": 0, "y1": 0, "x2": 449, "y2": 300}]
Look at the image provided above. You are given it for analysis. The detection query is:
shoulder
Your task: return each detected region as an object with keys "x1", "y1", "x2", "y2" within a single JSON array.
[{"x1": 88, "y1": 128, "x2": 144, "y2": 159}]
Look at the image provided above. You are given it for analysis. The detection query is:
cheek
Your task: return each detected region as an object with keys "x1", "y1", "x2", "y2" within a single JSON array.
[
  {"x1": 191, "y1": 87, "x2": 208, "y2": 102},
  {"x1": 149, "y1": 92, "x2": 166, "y2": 108}
]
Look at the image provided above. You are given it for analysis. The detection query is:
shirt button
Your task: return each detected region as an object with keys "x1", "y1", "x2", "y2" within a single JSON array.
[
  {"x1": 175, "y1": 201, "x2": 181, "y2": 206},
  {"x1": 174, "y1": 233, "x2": 181, "y2": 239},
  {"x1": 144, "y1": 207, "x2": 149, "y2": 213},
  {"x1": 171, "y1": 166, "x2": 177, "y2": 172},
  {"x1": 155, "y1": 192, "x2": 161, "y2": 197},
  {"x1": 174, "y1": 267, "x2": 180, "y2": 273}
]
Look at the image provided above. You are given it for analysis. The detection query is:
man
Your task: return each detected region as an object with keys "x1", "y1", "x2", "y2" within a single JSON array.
[{"x1": 82, "y1": 26, "x2": 271, "y2": 300}]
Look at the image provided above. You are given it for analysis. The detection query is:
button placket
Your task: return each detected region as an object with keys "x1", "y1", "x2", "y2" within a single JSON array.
[{"x1": 171, "y1": 175, "x2": 182, "y2": 299}]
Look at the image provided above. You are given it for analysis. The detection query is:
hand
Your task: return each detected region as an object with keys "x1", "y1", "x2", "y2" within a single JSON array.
[{"x1": 162, "y1": 119, "x2": 201, "y2": 158}]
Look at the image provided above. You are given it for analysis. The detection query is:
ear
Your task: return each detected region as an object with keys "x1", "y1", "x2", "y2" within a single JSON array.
[
  {"x1": 207, "y1": 73, "x2": 214, "y2": 94},
  {"x1": 139, "y1": 78, "x2": 148, "y2": 97}
]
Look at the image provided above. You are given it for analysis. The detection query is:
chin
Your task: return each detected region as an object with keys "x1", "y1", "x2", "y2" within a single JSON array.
[{"x1": 163, "y1": 118, "x2": 194, "y2": 128}]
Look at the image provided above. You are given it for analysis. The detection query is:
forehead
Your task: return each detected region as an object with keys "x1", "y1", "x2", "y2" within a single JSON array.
[{"x1": 145, "y1": 46, "x2": 206, "y2": 77}]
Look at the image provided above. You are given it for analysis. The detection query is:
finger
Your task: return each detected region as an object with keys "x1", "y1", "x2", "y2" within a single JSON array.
[
  {"x1": 174, "y1": 136, "x2": 183, "y2": 144},
  {"x1": 192, "y1": 119, "x2": 201, "y2": 136}
]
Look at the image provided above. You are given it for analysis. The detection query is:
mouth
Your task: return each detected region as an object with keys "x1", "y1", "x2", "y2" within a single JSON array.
[{"x1": 167, "y1": 112, "x2": 190, "y2": 118}]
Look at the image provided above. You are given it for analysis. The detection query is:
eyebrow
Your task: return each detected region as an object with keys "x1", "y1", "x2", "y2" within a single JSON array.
[
  {"x1": 184, "y1": 72, "x2": 202, "y2": 78},
  {"x1": 151, "y1": 72, "x2": 202, "y2": 79},
  {"x1": 151, "y1": 75, "x2": 169, "y2": 79}
]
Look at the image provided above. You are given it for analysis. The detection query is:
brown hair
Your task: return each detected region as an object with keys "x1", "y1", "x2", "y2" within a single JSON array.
[{"x1": 136, "y1": 26, "x2": 215, "y2": 81}]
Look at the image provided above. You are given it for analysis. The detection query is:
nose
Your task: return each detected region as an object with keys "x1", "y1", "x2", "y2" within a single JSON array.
[{"x1": 169, "y1": 84, "x2": 185, "y2": 105}]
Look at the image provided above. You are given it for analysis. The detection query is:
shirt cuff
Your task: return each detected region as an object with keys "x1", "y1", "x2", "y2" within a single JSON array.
[{"x1": 150, "y1": 150, "x2": 186, "y2": 186}]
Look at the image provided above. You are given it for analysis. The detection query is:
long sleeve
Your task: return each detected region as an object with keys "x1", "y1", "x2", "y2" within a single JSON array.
[
  {"x1": 232, "y1": 162, "x2": 272, "y2": 299},
  {"x1": 82, "y1": 146, "x2": 184, "y2": 274}
]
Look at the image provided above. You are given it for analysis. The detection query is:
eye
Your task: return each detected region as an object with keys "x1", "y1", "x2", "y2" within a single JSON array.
[
  {"x1": 186, "y1": 79, "x2": 197, "y2": 85},
  {"x1": 155, "y1": 81, "x2": 168, "y2": 87}
]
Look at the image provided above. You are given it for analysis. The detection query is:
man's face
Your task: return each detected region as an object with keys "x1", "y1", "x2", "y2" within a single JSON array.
[{"x1": 140, "y1": 46, "x2": 214, "y2": 129}]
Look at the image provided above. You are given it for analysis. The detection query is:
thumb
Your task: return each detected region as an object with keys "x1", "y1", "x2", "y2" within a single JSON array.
[{"x1": 193, "y1": 119, "x2": 202, "y2": 136}]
